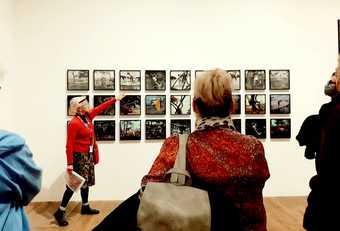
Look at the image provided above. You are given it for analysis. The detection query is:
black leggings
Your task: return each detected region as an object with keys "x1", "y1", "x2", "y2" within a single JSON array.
[{"x1": 60, "y1": 186, "x2": 90, "y2": 208}]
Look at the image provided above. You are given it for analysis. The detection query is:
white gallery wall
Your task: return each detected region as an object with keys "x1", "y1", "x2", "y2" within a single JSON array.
[{"x1": 2, "y1": 0, "x2": 339, "y2": 201}]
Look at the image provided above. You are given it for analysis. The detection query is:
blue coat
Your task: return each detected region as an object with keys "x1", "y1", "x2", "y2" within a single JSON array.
[{"x1": 0, "y1": 130, "x2": 42, "y2": 231}]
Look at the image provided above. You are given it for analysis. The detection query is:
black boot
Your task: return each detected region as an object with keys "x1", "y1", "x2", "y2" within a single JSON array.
[
  {"x1": 54, "y1": 208, "x2": 68, "y2": 226},
  {"x1": 81, "y1": 204, "x2": 100, "y2": 215}
]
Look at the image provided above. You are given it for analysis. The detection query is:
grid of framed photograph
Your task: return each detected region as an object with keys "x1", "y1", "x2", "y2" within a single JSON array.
[
  {"x1": 145, "y1": 120, "x2": 166, "y2": 140},
  {"x1": 120, "y1": 120, "x2": 141, "y2": 140},
  {"x1": 145, "y1": 95, "x2": 166, "y2": 115},
  {"x1": 120, "y1": 70, "x2": 141, "y2": 91},
  {"x1": 245, "y1": 70, "x2": 266, "y2": 90},
  {"x1": 67, "y1": 70, "x2": 89, "y2": 90},
  {"x1": 120, "y1": 95, "x2": 141, "y2": 115},
  {"x1": 227, "y1": 70, "x2": 241, "y2": 90},
  {"x1": 170, "y1": 70, "x2": 191, "y2": 91},
  {"x1": 170, "y1": 95, "x2": 191, "y2": 115},
  {"x1": 170, "y1": 119, "x2": 191, "y2": 135},
  {"x1": 93, "y1": 95, "x2": 115, "y2": 115},
  {"x1": 145, "y1": 70, "x2": 166, "y2": 90},
  {"x1": 66, "y1": 95, "x2": 89, "y2": 116},
  {"x1": 270, "y1": 119, "x2": 291, "y2": 138},
  {"x1": 270, "y1": 94, "x2": 290, "y2": 114},
  {"x1": 93, "y1": 70, "x2": 115, "y2": 90},
  {"x1": 94, "y1": 120, "x2": 115, "y2": 141},
  {"x1": 269, "y1": 70, "x2": 290, "y2": 90}
]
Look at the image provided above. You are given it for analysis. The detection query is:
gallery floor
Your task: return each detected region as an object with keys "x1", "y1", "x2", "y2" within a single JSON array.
[{"x1": 26, "y1": 196, "x2": 307, "y2": 231}]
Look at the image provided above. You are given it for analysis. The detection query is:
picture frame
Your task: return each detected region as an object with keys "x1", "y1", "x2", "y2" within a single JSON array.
[
  {"x1": 93, "y1": 95, "x2": 115, "y2": 116},
  {"x1": 145, "y1": 95, "x2": 166, "y2": 115},
  {"x1": 195, "y1": 70, "x2": 206, "y2": 79},
  {"x1": 145, "y1": 70, "x2": 166, "y2": 91},
  {"x1": 120, "y1": 95, "x2": 141, "y2": 115},
  {"x1": 119, "y1": 70, "x2": 141, "y2": 91},
  {"x1": 170, "y1": 119, "x2": 191, "y2": 135},
  {"x1": 145, "y1": 120, "x2": 166, "y2": 140},
  {"x1": 67, "y1": 70, "x2": 89, "y2": 91},
  {"x1": 170, "y1": 95, "x2": 191, "y2": 115},
  {"x1": 170, "y1": 70, "x2": 191, "y2": 91},
  {"x1": 93, "y1": 70, "x2": 115, "y2": 90},
  {"x1": 227, "y1": 70, "x2": 241, "y2": 90},
  {"x1": 269, "y1": 70, "x2": 290, "y2": 90},
  {"x1": 245, "y1": 94, "x2": 266, "y2": 114},
  {"x1": 231, "y1": 95, "x2": 241, "y2": 115},
  {"x1": 67, "y1": 95, "x2": 89, "y2": 116},
  {"x1": 245, "y1": 119, "x2": 266, "y2": 139},
  {"x1": 120, "y1": 120, "x2": 141, "y2": 140},
  {"x1": 270, "y1": 119, "x2": 291, "y2": 138},
  {"x1": 270, "y1": 94, "x2": 290, "y2": 114},
  {"x1": 232, "y1": 119, "x2": 241, "y2": 133},
  {"x1": 338, "y1": 19, "x2": 340, "y2": 54},
  {"x1": 245, "y1": 70, "x2": 266, "y2": 90},
  {"x1": 94, "y1": 120, "x2": 115, "y2": 141}
]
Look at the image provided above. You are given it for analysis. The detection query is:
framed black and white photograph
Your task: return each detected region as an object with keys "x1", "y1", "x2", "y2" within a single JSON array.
[
  {"x1": 93, "y1": 95, "x2": 115, "y2": 116},
  {"x1": 269, "y1": 70, "x2": 290, "y2": 90},
  {"x1": 67, "y1": 70, "x2": 89, "y2": 91},
  {"x1": 120, "y1": 70, "x2": 141, "y2": 91},
  {"x1": 170, "y1": 70, "x2": 191, "y2": 91},
  {"x1": 94, "y1": 120, "x2": 115, "y2": 141},
  {"x1": 245, "y1": 94, "x2": 266, "y2": 114},
  {"x1": 232, "y1": 119, "x2": 241, "y2": 133},
  {"x1": 145, "y1": 70, "x2": 166, "y2": 90},
  {"x1": 270, "y1": 94, "x2": 290, "y2": 114},
  {"x1": 170, "y1": 119, "x2": 191, "y2": 135},
  {"x1": 245, "y1": 70, "x2": 266, "y2": 90},
  {"x1": 120, "y1": 95, "x2": 141, "y2": 115},
  {"x1": 270, "y1": 119, "x2": 291, "y2": 138},
  {"x1": 170, "y1": 95, "x2": 191, "y2": 115},
  {"x1": 120, "y1": 120, "x2": 141, "y2": 140},
  {"x1": 195, "y1": 70, "x2": 206, "y2": 79},
  {"x1": 245, "y1": 119, "x2": 266, "y2": 139},
  {"x1": 67, "y1": 95, "x2": 89, "y2": 116},
  {"x1": 227, "y1": 70, "x2": 241, "y2": 90},
  {"x1": 231, "y1": 95, "x2": 241, "y2": 115},
  {"x1": 145, "y1": 120, "x2": 166, "y2": 140},
  {"x1": 145, "y1": 95, "x2": 166, "y2": 115},
  {"x1": 93, "y1": 70, "x2": 115, "y2": 90}
]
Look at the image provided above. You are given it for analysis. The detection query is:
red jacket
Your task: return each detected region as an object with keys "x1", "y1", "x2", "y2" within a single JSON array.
[
  {"x1": 66, "y1": 98, "x2": 116, "y2": 165},
  {"x1": 142, "y1": 128, "x2": 270, "y2": 231}
]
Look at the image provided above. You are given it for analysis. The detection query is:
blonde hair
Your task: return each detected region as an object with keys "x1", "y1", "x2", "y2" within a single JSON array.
[{"x1": 194, "y1": 69, "x2": 233, "y2": 117}]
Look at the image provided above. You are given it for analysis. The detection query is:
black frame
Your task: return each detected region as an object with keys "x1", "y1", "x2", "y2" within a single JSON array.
[
  {"x1": 269, "y1": 70, "x2": 290, "y2": 90},
  {"x1": 120, "y1": 120, "x2": 141, "y2": 140},
  {"x1": 93, "y1": 70, "x2": 115, "y2": 90},
  {"x1": 94, "y1": 120, "x2": 115, "y2": 141},
  {"x1": 338, "y1": 20, "x2": 340, "y2": 54},
  {"x1": 170, "y1": 70, "x2": 191, "y2": 91},
  {"x1": 245, "y1": 119, "x2": 266, "y2": 139},
  {"x1": 93, "y1": 95, "x2": 115, "y2": 116},
  {"x1": 195, "y1": 70, "x2": 206, "y2": 79},
  {"x1": 67, "y1": 70, "x2": 89, "y2": 91},
  {"x1": 245, "y1": 94, "x2": 266, "y2": 114},
  {"x1": 232, "y1": 119, "x2": 241, "y2": 133},
  {"x1": 145, "y1": 119, "x2": 166, "y2": 140},
  {"x1": 145, "y1": 70, "x2": 166, "y2": 91},
  {"x1": 120, "y1": 95, "x2": 141, "y2": 116},
  {"x1": 270, "y1": 94, "x2": 291, "y2": 114},
  {"x1": 66, "y1": 95, "x2": 89, "y2": 116},
  {"x1": 227, "y1": 70, "x2": 241, "y2": 90},
  {"x1": 119, "y1": 70, "x2": 141, "y2": 91},
  {"x1": 270, "y1": 118, "x2": 291, "y2": 138},
  {"x1": 245, "y1": 70, "x2": 266, "y2": 90},
  {"x1": 170, "y1": 119, "x2": 191, "y2": 135},
  {"x1": 145, "y1": 95, "x2": 166, "y2": 115},
  {"x1": 170, "y1": 95, "x2": 191, "y2": 115},
  {"x1": 231, "y1": 94, "x2": 241, "y2": 115}
]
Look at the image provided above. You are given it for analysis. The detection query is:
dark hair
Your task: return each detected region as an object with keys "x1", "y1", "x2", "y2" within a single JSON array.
[{"x1": 194, "y1": 96, "x2": 233, "y2": 117}]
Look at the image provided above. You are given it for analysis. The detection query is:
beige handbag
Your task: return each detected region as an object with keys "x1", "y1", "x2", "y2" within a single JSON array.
[{"x1": 137, "y1": 134, "x2": 211, "y2": 231}]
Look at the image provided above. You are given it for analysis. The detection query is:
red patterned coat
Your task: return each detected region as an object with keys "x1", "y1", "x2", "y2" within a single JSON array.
[{"x1": 142, "y1": 127, "x2": 270, "y2": 231}]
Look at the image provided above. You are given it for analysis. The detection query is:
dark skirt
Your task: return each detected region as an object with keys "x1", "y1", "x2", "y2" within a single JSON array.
[{"x1": 73, "y1": 152, "x2": 95, "y2": 187}]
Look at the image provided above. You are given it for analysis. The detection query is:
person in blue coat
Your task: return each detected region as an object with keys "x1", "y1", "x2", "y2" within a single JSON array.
[{"x1": 0, "y1": 130, "x2": 42, "y2": 231}]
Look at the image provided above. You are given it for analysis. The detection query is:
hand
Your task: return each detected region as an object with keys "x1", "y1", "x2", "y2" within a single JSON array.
[
  {"x1": 67, "y1": 165, "x2": 73, "y2": 174},
  {"x1": 115, "y1": 93, "x2": 125, "y2": 101}
]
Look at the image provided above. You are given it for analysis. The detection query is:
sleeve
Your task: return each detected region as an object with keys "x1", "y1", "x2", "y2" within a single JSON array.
[
  {"x1": 94, "y1": 141, "x2": 99, "y2": 164},
  {"x1": 141, "y1": 135, "x2": 179, "y2": 186},
  {"x1": 66, "y1": 121, "x2": 77, "y2": 165},
  {"x1": 88, "y1": 97, "x2": 116, "y2": 119}
]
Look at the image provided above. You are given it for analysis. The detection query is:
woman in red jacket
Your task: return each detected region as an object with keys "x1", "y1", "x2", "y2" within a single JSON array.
[{"x1": 54, "y1": 95, "x2": 122, "y2": 226}]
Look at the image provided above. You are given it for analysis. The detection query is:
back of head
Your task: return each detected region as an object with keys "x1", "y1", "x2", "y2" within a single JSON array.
[{"x1": 194, "y1": 69, "x2": 233, "y2": 117}]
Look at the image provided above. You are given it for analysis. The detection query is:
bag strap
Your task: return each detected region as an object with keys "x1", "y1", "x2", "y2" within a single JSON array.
[{"x1": 168, "y1": 134, "x2": 191, "y2": 186}]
